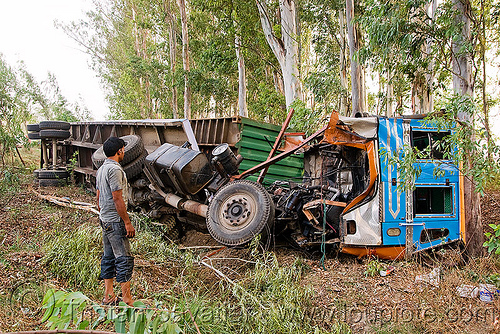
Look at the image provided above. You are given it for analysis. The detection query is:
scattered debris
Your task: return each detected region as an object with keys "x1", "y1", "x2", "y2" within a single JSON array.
[
  {"x1": 415, "y1": 267, "x2": 440, "y2": 287},
  {"x1": 456, "y1": 284, "x2": 479, "y2": 298},
  {"x1": 379, "y1": 265, "x2": 395, "y2": 277},
  {"x1": 479, "y1": 283, "x2": 497, "y2": 303}
]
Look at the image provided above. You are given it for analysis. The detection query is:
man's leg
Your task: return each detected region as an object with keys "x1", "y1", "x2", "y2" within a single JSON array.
[
  {"x1": 104, "y1": 278, "x2": 116, "y2": 302},
  {"x1": 120, "y1": 281, "x2": 133, "y2": 306},
  {"x1": 108, "y1": 222, "x2": 135, "y2": 306},
  {"x1": 100, "y1": 221, "x2": 117, "y2": 303}
]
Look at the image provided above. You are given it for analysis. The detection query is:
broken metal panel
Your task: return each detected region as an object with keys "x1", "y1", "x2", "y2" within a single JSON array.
[
  {"x1": 190, "y1": 117, "x2": 240, "y2": 146},
  {"x1": 236, "y1": 117, "x2": 306, "y2": 185},
  {"x1": 338, "y1": 115, "x2": 379, "y2": 139},
  {"x1": 342, "y1": 191, "x2": 382, "y2": 246}
]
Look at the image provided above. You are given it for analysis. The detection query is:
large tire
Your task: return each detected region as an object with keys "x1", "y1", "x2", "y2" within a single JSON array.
[
  {"x1": 27, "y1": 124, "x2": 40, "y2": 132},
  {"x1": 40, "y1": 129, "x2": 71, "y2": 139},
  {"x1": 35, "y1": 169, "x2": 69, "y2": 179},
  {"x1": 92, "y1": 135, "x2": 144, "y2": 169},
  {"x1": 28, "y1": 132, "x2": 42, "y2": 140},
  {"x1": 39, "y1": 121, "x2": 70, "y2": 130},
  {"x1": 38, "y1": 178, "x2": 67, "y2": 187},
  {"x1": 123, "y1": 150, "x2": 147, "y2": 180},
  {"x1": 207, "y1": 180, "x2": 275, "y2": 246}
]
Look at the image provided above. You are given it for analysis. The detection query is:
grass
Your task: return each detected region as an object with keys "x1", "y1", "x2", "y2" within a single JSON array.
[
  {"x1": 1, "y1": 147, "x2": 500, "y2": 333},
  {"x1": 42, "y1": 223, "x2": 102, "y2": 291}
]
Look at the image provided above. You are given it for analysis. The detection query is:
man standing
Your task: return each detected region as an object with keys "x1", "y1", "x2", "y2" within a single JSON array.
[{"x1": 96, "y1": 137, "x2": 135, "y2": 306}]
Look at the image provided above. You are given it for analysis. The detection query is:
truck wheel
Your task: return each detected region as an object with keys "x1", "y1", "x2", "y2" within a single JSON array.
[
  {"x1": 207, "y1": 180, "x2": 275, "y2": 246},
  {"x1": 35, "y1": 169, "x2": 69, "y2": 179},
  {"x1": 92, "y1": 135, "x2": 144, "y2": 168},
  {"x1": 28, "y1": 132, "x2": 42, "y2": 140},
  {"x1": 123, "y1": 150, "x2": 147, "y2": 180},
  {"x1": 159, "y1": 215, "x2": 180, "y2": 241},
  {"x1": 40, "y1": 129, "x2": 71, "y2": 139},
  {"x1": 27, "y1": 124, "x2": 40, "y2": 132},
  {"x1": 39, "y1": 121, "x2": 71, "y2": 130},
  {"x1": 38, "y1": 178, "x2": 67, "y2": 187}
]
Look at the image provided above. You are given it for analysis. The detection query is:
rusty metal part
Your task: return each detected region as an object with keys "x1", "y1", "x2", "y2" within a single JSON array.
[
  {"x1": 202, "y1": 246, "x2": 227, "y2": 259},
  {"x1": 41, "y1": 140, "x2": 49, "y2": 168},
  {"x1": 52, "y1": 139, "x2": 58, "y2": 168},
  {"x1": 149, "y1": 183, "x2": 208, "y2": 218},
  {"x1": 232, "y1": 125, "x2": 327, "y2": 180},
  {"x1": 282, "y1": 132, "x2": 306, "y2": 151},
  {"x1": 323, "y1": 112, "x2": 378, "y2": 215},
  {"x1": 302, "y1": 199, "x2": 347, "y2": 227},
  {"x1": 256, "y1": 108, "x2": 295, "y2": 183}
]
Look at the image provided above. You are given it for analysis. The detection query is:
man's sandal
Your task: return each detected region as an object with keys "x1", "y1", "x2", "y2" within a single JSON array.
[{"x1": 102, "y1": 296, "x2": 122, "y2": 306}]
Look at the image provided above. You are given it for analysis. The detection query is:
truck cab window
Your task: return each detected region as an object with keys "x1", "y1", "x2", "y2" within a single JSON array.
[
  {"x1": 411, "y1": 130, "x2": 450, "y2": 159},
  {"x1": 414, "y1": 187, "x2": 453, "y2": 215}
]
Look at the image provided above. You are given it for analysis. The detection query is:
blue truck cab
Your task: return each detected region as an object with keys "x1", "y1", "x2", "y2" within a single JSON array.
[{"x1": 315, "y1": 114, "x2": 463, "y2": 259}]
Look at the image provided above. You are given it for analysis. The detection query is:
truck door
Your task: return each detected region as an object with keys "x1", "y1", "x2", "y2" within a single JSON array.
[
  {"x1": 407, "y1": 121, "x2": 461, "y2": 252},
  {"x1": 379, "y1": 118, "x2": 407, "y2": 247}
]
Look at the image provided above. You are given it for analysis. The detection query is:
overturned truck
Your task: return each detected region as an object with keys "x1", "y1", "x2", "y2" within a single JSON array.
[{"x1": 36, "y1": 113, "x2": 466, "y2": 260}]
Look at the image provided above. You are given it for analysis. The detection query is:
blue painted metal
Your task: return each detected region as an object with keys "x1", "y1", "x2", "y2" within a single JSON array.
[{"x1": 379, "y1": 118, "x2": 461, "y2": 251}]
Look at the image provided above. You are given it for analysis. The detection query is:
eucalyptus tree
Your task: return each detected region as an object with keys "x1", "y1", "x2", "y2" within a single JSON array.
[
  {"x1": 301, "y1": 0, "x2": 350, "y2": 115},
  {"x1": 177, "y1": 0, "x2": 192, "y2": 118},
  {"x1": 256, "y1": 0, "x2": 303, "y2": 108}
]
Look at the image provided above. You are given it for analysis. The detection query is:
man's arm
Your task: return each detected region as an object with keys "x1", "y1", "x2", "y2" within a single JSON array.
[
  {"x1": 96, "y1": 189, "x2": 100, "y2": 212},
  {"x1": 112, "y1": 189, "x2": 135, "y2": 237}
]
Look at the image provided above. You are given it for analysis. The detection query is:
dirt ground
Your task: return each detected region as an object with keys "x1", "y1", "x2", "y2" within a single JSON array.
[{"x1": 1, "y1": 177, "x2": 500, "y2": 333}]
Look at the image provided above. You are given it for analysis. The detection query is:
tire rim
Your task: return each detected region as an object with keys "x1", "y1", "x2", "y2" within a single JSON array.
[{"x1": 218, "y1": 191, "x2": 258, "y2": 231}]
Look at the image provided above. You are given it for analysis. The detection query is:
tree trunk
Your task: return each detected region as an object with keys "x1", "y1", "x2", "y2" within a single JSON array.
[
  {"x1": 338, "y1": 8, "x2": 348, "y2": 116},
  {"x1": 480, "y1": 0, "x2": 491, "y2": 160},
  {"x1": 386, "y1": 70, "x2": 394, "y2": 117},
  {"x1": 424, "y1": 0, "x2": 437, "y2": 114},
  {"x1": 131, "y1": 4, "x2": 146, "y2": 118},
  {"x1": 166, "y1": 0, "x2": 178, "y2": 118},
  {"x1": 345, "y1": 0, "x2": 366, "y2": 117},
  {"x1": 256, "y1": 0, "x2": 302, "y2": 108},
  {"x1": 452, "y1": 0, "x2": 482, "y2": 257},
  {"x1": 235, "y1": 35, "x2": 248, "y2": 117},
  {"x1": 412, "y1": 1, "x2": 436, "y2": 115},
  {"x1": 177, "y1": 0, "x2": 191, "y2": 119}
]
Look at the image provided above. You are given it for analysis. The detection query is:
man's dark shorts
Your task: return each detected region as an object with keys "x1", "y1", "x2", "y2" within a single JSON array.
[{"x1": 98, "y1": 220, "x2": 134, "y2": 283}]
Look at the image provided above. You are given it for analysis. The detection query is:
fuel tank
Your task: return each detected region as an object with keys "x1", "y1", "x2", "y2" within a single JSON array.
[{"x1": 145, "y1": 143, "x2": 214, "y2": 195}]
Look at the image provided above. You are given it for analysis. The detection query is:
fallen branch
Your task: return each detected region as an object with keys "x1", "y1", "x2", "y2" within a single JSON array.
[
  {"x1": 199, "y1": 259, "x2": 266, "y2": 309},
  {"x1": 178, "y1": 245, "x2": 225, "y2": 250},
  {"x1": 32, "y1": 190, "x2": 100, "y2": 215}
]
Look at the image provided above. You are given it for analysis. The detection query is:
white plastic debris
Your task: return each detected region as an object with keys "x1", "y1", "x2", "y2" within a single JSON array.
[
  {"x1": 479, "y1": 284, "x2": 496, "y2": 303},
  {"x1": 456, "y1": 284, "x2": 479, "y2": 298},
  {"x1": 415, "y1": 268, "x2": 440, "y2": 287}
]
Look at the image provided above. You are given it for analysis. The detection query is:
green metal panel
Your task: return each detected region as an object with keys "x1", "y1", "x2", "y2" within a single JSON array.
[{"x1": 236, "y1": 117, "x2": 304, "y2": 185}]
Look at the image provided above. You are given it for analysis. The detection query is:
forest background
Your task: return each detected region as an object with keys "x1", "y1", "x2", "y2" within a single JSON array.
[{"x1": 1, "y1": 0, "x2": 499, "y2": 133}]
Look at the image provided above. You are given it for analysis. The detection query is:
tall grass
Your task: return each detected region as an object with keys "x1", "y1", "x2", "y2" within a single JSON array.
[{"x1": 42, "y1": 224, "x2": 101, "y2": 290}]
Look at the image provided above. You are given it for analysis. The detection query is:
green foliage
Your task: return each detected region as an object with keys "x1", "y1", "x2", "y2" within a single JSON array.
[
  {"x1": 0, "y1": 55, "x2": 33, "y2": 165},
  {"x1": 41, "y1": 289, "x2": 182, "y2": 333},
  {"x1": 484, "y1": 224, "x2": 500, "y2": 255},
  {"x1": 0, "y1": 167, "x2": 21, "y2": 194},
  {"x1": 364, "y1": 258, "x2": 384, "y2": 277},
  {"x1": 288, "y1": 100, "x2": 326, "y2": 135},
  {"x1": 42, "y1": 224, "x2": 102, "y2": 291},
  {"x1": 129, "y1": 213, "x2": 195, "y2": 266},
  {"x1": 0, "y1": 54, "x2": 88, "y2": 166},
  {"x1": 41, "y1": 290, "x2": 91, "y2": 330}
]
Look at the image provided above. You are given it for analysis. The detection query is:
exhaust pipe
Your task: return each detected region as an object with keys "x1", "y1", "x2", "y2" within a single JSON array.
[{"x1": 149, "y1": 184, "x2": 208, "y2": 218}]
